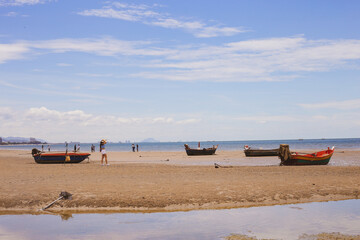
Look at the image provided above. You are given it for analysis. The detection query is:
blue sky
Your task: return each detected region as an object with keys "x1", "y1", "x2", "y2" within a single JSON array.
[{"x1": 0, "y1": 0, "x2": 360, "y2": 142}]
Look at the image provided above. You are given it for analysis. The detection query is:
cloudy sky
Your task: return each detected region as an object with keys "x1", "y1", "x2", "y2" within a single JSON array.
[{"x1": 0, "y1": 0, "x2": 360, "y2": 142}]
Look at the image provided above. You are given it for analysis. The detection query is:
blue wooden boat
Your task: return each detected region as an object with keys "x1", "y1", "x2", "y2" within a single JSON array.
[{"x1": 32, "y1": 148, "x2": 90, "y2": 164}]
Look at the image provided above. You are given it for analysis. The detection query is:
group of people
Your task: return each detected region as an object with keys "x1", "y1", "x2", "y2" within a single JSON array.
[
  {"x1": 98, "y1": 141, "x2": 140, "y2": 166},
  {"x1": 131, "y1": 144, "x2": 139, "y2": 152},
  {"x1": 41, "y1": 145, "x2": 51, "y2": 152},
  {"x1": 74, "y1": 144, "x2": 80, "y2": 152}
]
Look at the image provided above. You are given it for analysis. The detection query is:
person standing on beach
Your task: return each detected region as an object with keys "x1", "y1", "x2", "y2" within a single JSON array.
[
  {"x1": 48, "y1": 145, "x2": 50, "y2": 152},
  {"x1": 132, "y1": 144, "x2": 135, "y2": 152},
  {"x1": 100, "y1": 139, "x2": 109, "y2": 166},
  {"x1": 136, "y1": 144, "x2": 139, "y2": 152}
]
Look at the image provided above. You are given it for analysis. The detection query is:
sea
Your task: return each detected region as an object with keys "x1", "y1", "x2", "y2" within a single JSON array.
[{"x1": 1, "y1": 138, "x2": 359, "y2": 152}]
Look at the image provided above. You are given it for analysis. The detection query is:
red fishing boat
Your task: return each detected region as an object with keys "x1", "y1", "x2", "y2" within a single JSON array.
[{"x1": 280, "y1": 146, "x2": 335, "y2": 166}]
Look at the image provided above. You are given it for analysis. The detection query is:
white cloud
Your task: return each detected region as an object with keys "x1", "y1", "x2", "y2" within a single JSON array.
[
  {"x1": 3, "y1": 11, "x2": 17, "y2": 16},
  {"x1": 152, "y1": 117, "x2": 174, "y2": 124},
  {"x1": 31, "y1": 37, "x2": 172, "y2": 56},
  {"x1": 226, "y1": 37, "x2": 306, "y2": 52},
  {"x1": 299, "y1": 99, "x2": 360, "y2": 110},
  {"x1": 56, "y1": 63, "x2": 72, "y2": 67},
  {"x1": 1, "y1": 36, "x2": 360, "y2": 82},
  {"x1": 176, "y1": 118, "x2": 201, "y2": 124},
  {"x1": 76, "y1": 73, "x2": 113, "y2": 78},
  {"x1": 79, "y1": 8, "x2": 142, "y2": 22},
  {"x1": 0, "y1": 37, "x2": 173, "y2": 63},
  {"x1": 1, "y1": 106, "x2": 360, "y2": 141},
  {"x1": 0, "y1": 107, "x2": 15, "y2": 120},
  {"x1": 0, "y1": 42, "x2": 30, "y2": 63},
  {"x1": 138, "y1": 37, "x2": 360, "y2": 82},
  {"x1": 234, "y1": 115, "x2": 299, "y2": 124},
  {"x1": 0, "y1": 107, "x2": 202, "y2": 142},
  {"x1": 0, "y1": 0, "x2": 52, "y2": 6},
  {"x1": 0, "y1": 79, "x2": 128, "y2": 103},
  {"x1": 77, "y1": 3, "x2": 244, "y2": 38},
  {"x1": 22, "y1": 107, "x2": 200, "y2": 126},
  {"x1": 195, "y1": 26, "x2": 244, "y2": 38}
]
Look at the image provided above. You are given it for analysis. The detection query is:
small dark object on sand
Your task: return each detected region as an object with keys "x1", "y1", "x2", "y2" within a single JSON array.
[
  {"x1": 214, "y1": 163, "x2": 232, "y2": 168},
  {"x1": 42, "y1": 191, "x2": 72, "y2": 210}
]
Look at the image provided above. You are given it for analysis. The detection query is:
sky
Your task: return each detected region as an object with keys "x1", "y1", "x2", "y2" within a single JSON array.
[{"x1": 0, "y1": 0, "x2": 360, "y2": 143}]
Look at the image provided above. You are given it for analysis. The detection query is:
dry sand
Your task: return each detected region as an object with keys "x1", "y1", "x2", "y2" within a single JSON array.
[{"x1": 0, "y1": 149, "x2": 359, "y2": 213}]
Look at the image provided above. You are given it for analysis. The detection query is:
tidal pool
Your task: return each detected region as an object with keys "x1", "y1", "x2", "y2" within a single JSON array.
[{"x1": 0, "y1": 200, "x2": 359, "y2": 240}]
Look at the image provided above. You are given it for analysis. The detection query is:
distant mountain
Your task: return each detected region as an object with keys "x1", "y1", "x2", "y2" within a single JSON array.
[
  {"x1": 2, "y1": 137, "x2": 46, "y2": 143},
  {"x1": 141, "y1": 138, "x2": 160, "y2": 143}
]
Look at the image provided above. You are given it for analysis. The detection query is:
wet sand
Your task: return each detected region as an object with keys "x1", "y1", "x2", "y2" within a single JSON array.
[
  {"x1": 0, "y1": 149, "x2": 360, "y2": 213},
  {"x1": 225, "y1": 233, "x2": 360, "y2": 240}
]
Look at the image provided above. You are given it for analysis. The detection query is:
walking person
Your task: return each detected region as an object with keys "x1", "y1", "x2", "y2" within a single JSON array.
[
  {"x1": 100, "y1": 139, "x2": 109, "y2": 166},
  {"x1": 132, "y1": 144, "x2": 135, "y2": 152},
  {"x1": 136, "y1": 144, "x2": 139, "y2": 152}
]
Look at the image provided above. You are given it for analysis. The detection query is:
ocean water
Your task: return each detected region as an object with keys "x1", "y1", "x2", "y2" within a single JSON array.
[{"x1": 1, "y1": 138, "x2": 359, "y2": 152}]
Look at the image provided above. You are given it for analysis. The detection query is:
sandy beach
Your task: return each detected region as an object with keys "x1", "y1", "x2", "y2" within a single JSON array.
[{"x1": 0, "y1": 149, "x2": 359, "y2": 213}]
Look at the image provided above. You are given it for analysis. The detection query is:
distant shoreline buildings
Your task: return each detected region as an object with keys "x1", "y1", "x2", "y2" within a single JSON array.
[{"x1": 0, "y1": 136, "x2": 46, "y2": 145}]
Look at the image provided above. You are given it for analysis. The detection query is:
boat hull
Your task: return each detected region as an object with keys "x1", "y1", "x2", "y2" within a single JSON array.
[
  {"x1": 185, "y1": 148, "x2": 217, "y2": 156},
  {"x1": 281, "y1": 158, "x2": 331, "y2": 165},
  {"x1": 33, "y1": 152, "x2": 90, "y2": 164},
  {"x1": 244, "y1": 149, "x2": 279, "y2": 157},
  {"x1": 281, "y1": 148, "x2": 334, "y2": 166}
]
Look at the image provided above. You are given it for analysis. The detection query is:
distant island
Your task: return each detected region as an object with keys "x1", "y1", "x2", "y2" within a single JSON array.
[
  {"x1": 0, "y1": 136, "x2": 46, "y2": 145},
  {"x1": 141, "y1": 138, "x2": 160, "y2": 143}
]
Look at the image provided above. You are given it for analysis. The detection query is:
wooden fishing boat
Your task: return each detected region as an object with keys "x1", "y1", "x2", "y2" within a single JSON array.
[
  {"x1": 280, "y1": 146, "x2": 335, "y2": 166},
  {"x1": 31, "y1": 148, "x2": 90, "y2": 164},
  {"x1": 244, "y1": 145, "x2": 279, "y2": 157},
  {"x1": 184, "y1": 143, "x2": 218, "y2": 156}
]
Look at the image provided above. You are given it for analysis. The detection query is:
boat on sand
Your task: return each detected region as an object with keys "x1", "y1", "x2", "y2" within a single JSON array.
[
  {"x1": 243, "y1": 145, "x2": 279, "y2": 157},
  {"x1": 184, "y1": 143, "x2": 218, "y2": 156},
  {"x1": 31, "y1": 148, "x2": 90, "y2": 164},
  {"x1": 278, "y1": 144, "x2": 334, "y2": 166}
]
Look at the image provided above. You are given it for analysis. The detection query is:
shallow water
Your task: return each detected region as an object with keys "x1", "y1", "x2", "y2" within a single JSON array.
[{"x1": 0, "y1": 200, "x2": 359, "y2": 240}]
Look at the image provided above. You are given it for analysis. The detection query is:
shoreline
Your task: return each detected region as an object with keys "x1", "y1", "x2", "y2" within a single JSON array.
[
  {"x1": 1, "y1": 149, "x2": 360, "y2": 214},
  {"x1": 1, "y1": 197, "x2": 358, "y2": 216}
]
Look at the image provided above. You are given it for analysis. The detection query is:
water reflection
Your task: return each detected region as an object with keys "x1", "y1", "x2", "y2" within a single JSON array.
[
  {"x1": 0, "y1": 200, "x2": 359, "y2": 240},
  {"x1": 59, "y1": 213, "x2": 73, "y2": 221}
]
